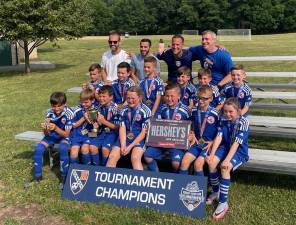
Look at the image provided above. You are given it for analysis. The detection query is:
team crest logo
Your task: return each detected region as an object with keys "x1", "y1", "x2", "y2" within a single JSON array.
[
  {"x1": 135, "y1": 114, "x2": 142, "y2": 121},
  {"x1": 179, "y1": 181, "x2": 204, "y2": 211},
  {"x1": 174, "y1": 113, "x2": 182, "y2": 121},
  {"x1": 207, "y1": 116, "x2": 215, "y2": 124},
  {"x1": 70, "y1": 169, "x2": 89, "y2": 195},
  {"x1": 203, "y1": 57, "x2": 213, "y2": 69},
  {"x1": 61, "y1": 117, "x2": 66, "y2": 124},
  {"x1": 175, "y1": 60, "x2": 181, "y2": 67},
  {"x1": 239, "y1": 91, "x2": 245, "y2": 99}
]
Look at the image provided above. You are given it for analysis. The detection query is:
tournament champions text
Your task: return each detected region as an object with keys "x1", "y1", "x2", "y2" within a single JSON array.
[{"x1": 62, "y1": 164, "x2": 207, "y2": 218}]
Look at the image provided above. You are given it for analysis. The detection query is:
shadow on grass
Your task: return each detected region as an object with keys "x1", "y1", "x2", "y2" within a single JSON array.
[
  {"x1": 0, "y1": 63, "x2": 74, "y2": 78},
  {"x1": 233, "y1": 170, "x2": 296, "y2": 190}
]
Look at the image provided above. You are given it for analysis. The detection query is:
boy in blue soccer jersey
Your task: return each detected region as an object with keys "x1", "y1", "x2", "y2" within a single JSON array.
[
  {"x1": 177, "y1": 66, "x2": 196, "y2": 110},
  {"x1": 111, "y1": 62, "x2": 135, "y2": 107},
  {"x1": 144, "y1": 84, "x2": 191, "y2": 173},
  {"x1": 206, "y1": 97, "x2": 249, "y2": 220},
  {"x1": 70, "y1": 89, "x2": 98, "y2": 166},
  {"x1": 221, "y1": 65, "x2": 252, "y2": 116},
  {"x1": 106, "y1": 86, "x2": 151, "y2": 170},
  {"x1": 195, "y1": 68, "x2": 225, "y2": 110},
  {"x1": 93, "y1": 85, "x2": 120, "y2": 166},
  {"x1": 32, "y1": 92, "x2": 73, "y2": 184},
  {"x1": 179, "y1": 85, "x2": 219, "y2": 175},
  {"x1": 82, "y1": 63, "x2": 104, "y2": 93},
  {"x1": 139, "y1": 56, "x2": 164, "y2": 117}
]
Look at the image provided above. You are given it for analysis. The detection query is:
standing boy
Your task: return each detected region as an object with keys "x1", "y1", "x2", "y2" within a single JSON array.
[{"x1": 139, "y1": 56, "x2": 164, "y2": 117}]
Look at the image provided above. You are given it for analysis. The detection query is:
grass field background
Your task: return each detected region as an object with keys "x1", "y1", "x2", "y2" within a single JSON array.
[{"x1": 0, "y1": 33, "x2": 295, "y2": 224}]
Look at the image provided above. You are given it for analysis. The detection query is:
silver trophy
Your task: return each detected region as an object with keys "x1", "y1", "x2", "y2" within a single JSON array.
[{"x1": 87, "y1": 109, "x2": 99, "y2": 137}]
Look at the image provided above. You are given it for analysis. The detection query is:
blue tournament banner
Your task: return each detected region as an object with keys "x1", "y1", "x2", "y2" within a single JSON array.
[{"x1": 62, "y1": 164, "x2": 207, "y2": 218}]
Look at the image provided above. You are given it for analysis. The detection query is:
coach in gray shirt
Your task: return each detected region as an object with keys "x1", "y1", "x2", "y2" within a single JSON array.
[{"x1": 129, "y1": 38, "x2": 160, "y2": 83}]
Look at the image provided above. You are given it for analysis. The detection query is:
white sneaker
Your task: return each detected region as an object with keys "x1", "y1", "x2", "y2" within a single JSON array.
[
  {"x1": 206, "y1": 192, "x2": 219, "y2": 205},
  {"x1": 212, "y1": 202, "x2": 229, "y2": 220}
]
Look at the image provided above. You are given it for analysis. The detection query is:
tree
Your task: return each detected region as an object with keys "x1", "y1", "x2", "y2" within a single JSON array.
[{"x1": 0, "y1": 0, "x2": 92, "y2": 73}]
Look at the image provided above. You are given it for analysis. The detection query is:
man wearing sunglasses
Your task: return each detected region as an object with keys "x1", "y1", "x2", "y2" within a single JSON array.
[{"x1": 101, "y1": 31, "x2": 131, "y2": 83}]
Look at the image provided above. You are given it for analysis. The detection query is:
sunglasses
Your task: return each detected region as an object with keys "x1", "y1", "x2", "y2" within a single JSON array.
[
  {"x1": 108, "y1": 40, "x2": 118, "y2": 44},
  {"x1": 197, "y1": 96, "x2": 211, "y2": 101}
]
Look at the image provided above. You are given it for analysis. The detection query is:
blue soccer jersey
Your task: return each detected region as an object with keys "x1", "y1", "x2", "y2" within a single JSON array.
[
  {"x1": 195, "y1": 84, "x2": 225, "y2": 108},
  {"x1": 158, "y1": 102, "x2": 191, "y2": 120},
  {"x1": 180, "y1": 82, "x2": 196, "y2": 107},
  {"x1": 217, "y1": 115, "x2": 249, "y2": 159},
  {"x1": 191, "y1": 106, "x2": 220, "y2": 141},
  {"x1": 45, "y1": 106, "x2": 74, "y2": 140},
  {"x1": 111, "y1": 78, "x2": 135, "y2": 104},
  {"x1": 119, "y1": 103, "x2": 151, "y2": 138},
  {"x1": 157, "y1": 49, "x2": 193, "y2": 83},
  {"x1": 89, "y1": 80, "x2": 104, "y2": 91},
  {"x1": 97, "y1": 101, "x2": 120, "y2": 133},
  {"x1": 189, "y1": 46, "x2": 233, "y2": 85},
  {"x1": 70, "y1": 104, "x2": 98, "y2": 139},
  {"x1": 139, "y1": 76, "x2": 164, "y2": 109},
  {"x1": 221, "y1": 82, "x2": 252, "y2": 109}
]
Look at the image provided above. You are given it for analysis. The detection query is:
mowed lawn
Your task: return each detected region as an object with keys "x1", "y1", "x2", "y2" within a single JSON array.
[{"x1": 0, "y1": 33, "x2": 295, "y2": 225}]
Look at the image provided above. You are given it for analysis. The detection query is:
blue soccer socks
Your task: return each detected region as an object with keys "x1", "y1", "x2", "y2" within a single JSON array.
[{"x1": 33, "y1": 143, "x2": 47, "y2": 178}]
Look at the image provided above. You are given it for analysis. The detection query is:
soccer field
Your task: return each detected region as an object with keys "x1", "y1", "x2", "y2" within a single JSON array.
[{"x1": 0, "y1": 33, "x2": 295, "y2": 225}]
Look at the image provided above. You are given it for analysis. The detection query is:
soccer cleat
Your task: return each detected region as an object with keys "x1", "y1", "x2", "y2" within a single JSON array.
[
  {"x1": 206, "y1": 192, "x2": 219, "y2": 205},
  {"x1": 24, "y1": 176, "x2": 42, "y2": 189},
  {"x1": 212, "y1": 202, "x2": 229, "y2": 220}
]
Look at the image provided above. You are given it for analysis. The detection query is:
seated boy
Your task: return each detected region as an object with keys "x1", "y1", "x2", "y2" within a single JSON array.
[
  {"x1": 221, "y1": 65, "x2": 252, "y2": 116},
  {"x1": 94, "y1": 85, "x2": 120, "y2": 166},
  {"x1": 32, "y1": 92, "x2": 74, "y2": 184},
  {"x1": 177, "y1": 66, "x2": 196, "y2": 109},
  {"x1": 144, "y1": 84, "x2": 191, "y2": 173},
  {"x1": 179, "y1": 85, "x2": 220, "y2": 175},
  {"x1": 139, "y1": 56, "x2": 164, "y2": 117},
  {"x1": 195, "y1": 68, "x2": 225, "y2": 110},
  {"x1": 70, "y1": 89, "x2": 98, "y2": 166}
]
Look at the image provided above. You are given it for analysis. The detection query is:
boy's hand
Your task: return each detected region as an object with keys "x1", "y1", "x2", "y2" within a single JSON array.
[
  {"x1": 104, "y1": 80, "x2": 112, "y2": 86},
  {"x1": 188, "y1": 131, "x2": 197, "y2": 146},
  {"x1": 88, "y1": 84, "x2": 95, "y2": 92},
  {"x1": 124, "y1": 145, "x2": 132, "y2": 155},
  {"x1": 98, "y1": 114, "x2": 106, "y2": 124},
  {"x1": 116, "y1": 104, "x2": 123, "y2": 113},
  {"x1": 120, "y1": 145, "x2": 127, "y2": 155},
  {"x1": 203, "y1": 141, "x2": 213, "y2": 152},
  {"x1": 205, "y1": 155, "x2": 214, "y2": 165},
  {"x1": 48, "y1": 123, "x2": 56, "y2": 131},
  {"x1": 82, "y1": 83, "x2": 87, "y2": 90},
  {"x1": 83, "y1": 112, "x2": 91, "y2": 123},
  {"x1": 93, "y1": 122, "x2": 99, "y2": 129}
]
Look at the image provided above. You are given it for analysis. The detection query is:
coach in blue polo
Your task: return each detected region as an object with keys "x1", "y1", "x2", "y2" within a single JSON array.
[
  {"x1": 157, "y1": 34, "x2": 193, "y2": 84},
  {"x1": 189, "y1": 30, "x2": 233, "y2": 88}
]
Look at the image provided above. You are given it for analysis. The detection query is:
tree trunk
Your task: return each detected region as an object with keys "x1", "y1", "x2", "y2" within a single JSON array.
[{"x1": 24, "y1": 40, "x2": 31, "y2": 73}]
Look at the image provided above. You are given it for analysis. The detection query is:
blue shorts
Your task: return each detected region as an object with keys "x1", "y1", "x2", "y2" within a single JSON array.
[
  {"x1": 186, "y1": 143, "x2": 208, "y2": 158},
  {"x1": 42, "y1": 136, "x2": 69, "y2": 145},
  {"x1": 144, "y1": 147, "x2": 185, "y2": 163},
  {"x1": 90, "y1": 132, "x2": 118, "y2": 150},
  {"x1": 113, "y1": 137, "x2": 145, "y2": 150},
  {"x1": 70, "y1": 135, "x2": 90, "y2": 147},
  {"x1": 215, "y1": 146, "x2": 248, "y2": 170}
]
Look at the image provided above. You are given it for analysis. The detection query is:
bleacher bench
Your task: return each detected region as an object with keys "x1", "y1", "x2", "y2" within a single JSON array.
[{"x1": 15, "y1": 131, "x2": 296, "y2": 175}]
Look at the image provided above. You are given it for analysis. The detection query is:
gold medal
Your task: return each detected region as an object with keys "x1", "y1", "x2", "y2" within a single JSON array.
[
  {"x1": 104, "y1": 127, "x2": 110, "y2": 133},
  {"x1": 146, "y1": 99, "x2": 151, "y2": 105},
  {"x1": 199, "y1": 138, "x2": 205, "y2": 145},
  {"x1": 127, "y1": 132, "x2": 135, "y2": 140}
]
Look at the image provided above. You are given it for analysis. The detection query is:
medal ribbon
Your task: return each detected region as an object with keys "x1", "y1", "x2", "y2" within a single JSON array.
[
  {"x1": 128, "y1": 107, "x2": 140, "y2": 132},
  {"x1": 232, "y1": 84, "x2": 243, "y2": 98},
  {"x1": 228, "y1": 119, "x2": 240, "y2": 144},
  {"x1": 166, "y1": 102, "x2": 180, "y2": 120},
  {"x1": 145, "y1": 77, "x2": 155, "y2": 100},
  {"x1": 118, "y1": 82, "x2": 126, "y2": 102},
  {"x1": 197, "y1": 107, "x2": 211, "y2": 139},
  {"x1": 181, "y1": 84, "x2": 187, "y2": 102}
]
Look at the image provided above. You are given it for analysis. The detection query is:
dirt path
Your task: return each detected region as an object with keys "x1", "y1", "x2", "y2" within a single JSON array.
[{"x1": 0, "y1": 181, "x2": 70, "y2": 225}]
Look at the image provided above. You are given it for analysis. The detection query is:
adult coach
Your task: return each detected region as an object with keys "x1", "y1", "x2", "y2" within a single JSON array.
[
  {"x1": 189, "y1": 30, "x2": 233, "y2": 88},
  {"x1": 101, "y1": 31, "x2": 131, "y2": 83},
  {"x1": 157, "y1": 34, "x2": 193, "y2": 84},
  {"x1": 129, "y1": 38, "x2": 160, "y2": 83}
]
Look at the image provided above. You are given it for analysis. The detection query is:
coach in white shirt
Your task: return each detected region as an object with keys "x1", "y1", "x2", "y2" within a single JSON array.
[{"x1": 101, "y1": 31, "x2": 131, "y2": 83}]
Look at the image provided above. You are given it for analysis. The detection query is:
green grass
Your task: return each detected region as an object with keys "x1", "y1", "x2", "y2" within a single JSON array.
[{"x1": 0, "y1": 33, "x2": 296, "y2": 224}]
